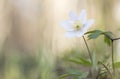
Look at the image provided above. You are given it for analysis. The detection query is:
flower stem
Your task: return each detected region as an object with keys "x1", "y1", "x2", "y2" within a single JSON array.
[
  {"x1": 82, "y1": 36, "x2": 93, "y2": 63},
  {"x1": 113, "y1": 37, "x2": 120, "y2": 41},
  {"x1": 111, "y1": 37, "x2": 120, "y2": 79},
  {"x1": 111, "y1": 40, "x2": 115, "y2": 78}
]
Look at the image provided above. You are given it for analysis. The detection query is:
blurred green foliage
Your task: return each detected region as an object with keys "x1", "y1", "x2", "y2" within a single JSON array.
[{"x1": 0, "y1": 48, "x2": 56, "y2": 79}]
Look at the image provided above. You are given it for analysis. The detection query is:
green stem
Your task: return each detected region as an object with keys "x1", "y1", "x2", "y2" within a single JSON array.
[
  {"x1": 113, "y1": 37, "x2": 120, "y2": 41},
  {"x1": 111, "y1": 40, "x2": 115, "y2": 78},
  {"x1": 82, "y1": 36, "x2": 93, "y2": 63},
  {"x1": 98, "y1": 61, "x2": 113, "y2": 78}
]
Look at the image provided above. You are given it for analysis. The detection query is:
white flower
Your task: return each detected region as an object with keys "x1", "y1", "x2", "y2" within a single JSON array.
[{"x1": 61, "y1": 9, "x2": 94, "y2": 37}]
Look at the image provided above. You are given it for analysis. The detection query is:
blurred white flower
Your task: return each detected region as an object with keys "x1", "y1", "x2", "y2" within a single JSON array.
[{"x1": 61, "y1": 9, "x2": 94, "y2": 37}]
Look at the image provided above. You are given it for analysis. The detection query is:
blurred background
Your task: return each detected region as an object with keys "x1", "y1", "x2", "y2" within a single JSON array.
[{"x1": 0, "y1": 0, "x2": 120, "y2": 79}]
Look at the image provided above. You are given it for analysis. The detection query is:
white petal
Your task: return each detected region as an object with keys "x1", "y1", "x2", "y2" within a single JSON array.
[
  {"x1": 84, "y1": 19, "x2": 94, "y2": 30},
  {"x1": 61, "y1": 21, "x2": 74, "y2": 31},
  {"x1": 81, "y1": 20, "x2": 94, "y2": 33},
  {"x1": 69, "y1": 11, "x2": 78, "y2": 21},
  {"x1": 79, "y1": 9, "x2": 87, "y2": 24},
  {"x1": 65, "y1": 31, "x2": 77, "y2": 37},
  {"x1": 76, "y1": 30, "x2": 86, "y2": 37}
]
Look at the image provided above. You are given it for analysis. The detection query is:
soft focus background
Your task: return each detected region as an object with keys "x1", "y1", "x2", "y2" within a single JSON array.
[{"x1": 0, "y1": 0, "x2": 120, "y2": 79}]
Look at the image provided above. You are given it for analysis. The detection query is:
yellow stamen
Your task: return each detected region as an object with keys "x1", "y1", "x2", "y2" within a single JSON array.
[{"x1": 73, "y1": 21, "x2": 82, "y2": 30}]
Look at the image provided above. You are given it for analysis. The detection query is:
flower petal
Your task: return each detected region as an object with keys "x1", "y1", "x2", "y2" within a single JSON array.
[
  {"x1": 76, "y1": 19, "x2": 94, "y2": 37},
  {"x1": 84, "y1": 19, "x2": 94, "y2": 30},
  {"x1": 61, "y1": 21, "x2": 74, "y2": 31},
  {"x1": 65, "y1": 31, "x2": 77, "y2": 37},
  {"x1": 69, "y1": 11, "x2": 78, "y2": 21},
  {"x1": 79, "y1": 9, "x2": 87, "y2": 24},
  {"x1": 76, "y1": 30, "x2": 86, "y2": 37}
]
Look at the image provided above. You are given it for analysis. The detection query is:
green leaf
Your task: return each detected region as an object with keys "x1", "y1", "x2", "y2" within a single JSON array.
[
  {"x1": 68, "y1": 70, "x2": 88, "y2": 79},
  {"x1": 103, "y1": 31, "x2": 113, "y2": 46},
  {"x1": 86, "y1": 30, "x2": 113, "y2": 46},
  {"x1": 114, "y1": 62, "x2": 120, "y2": 68},
  {"x1": 57, "y1": 73, "x2": 73, "y2": 79},
  {"x1": 104, "y1": 36, "x2": 111, "y2": 46},
  {"x1": 73, "y1": 72, "x2": 88, "y2": 79},
  {"x1": 86, "y1": 30, "x2": 102, "y2": 34},
  {"x1": 77, "y1": 72, "x2": 88, "y2": 79},
  {"x1": 77, "y1": 56, "x2": 92, "y2": 66},
  {"x1": 66, "y1": 58, "x2": 84, "y2": 65},
  {"x1": 66, "y1": 56, "x2": 92, "y2": 67},
  {"x1": 86, "y1": 30, "x2": 103, "y2": 40},
  {"x1": 103, "y1": 31, "x2": 113, "y2": 39},
  {"x1": 57, "y1": 70, "x2": 88, "y2": 79}
]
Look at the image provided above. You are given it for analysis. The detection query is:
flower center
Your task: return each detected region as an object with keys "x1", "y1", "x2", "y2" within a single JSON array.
[
  {"x1": 73, "y1": 21, "x2": 82, "y2": 30},
  {"x1": 75, "y1": 25, "x2": 80, "y2": 29}
]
